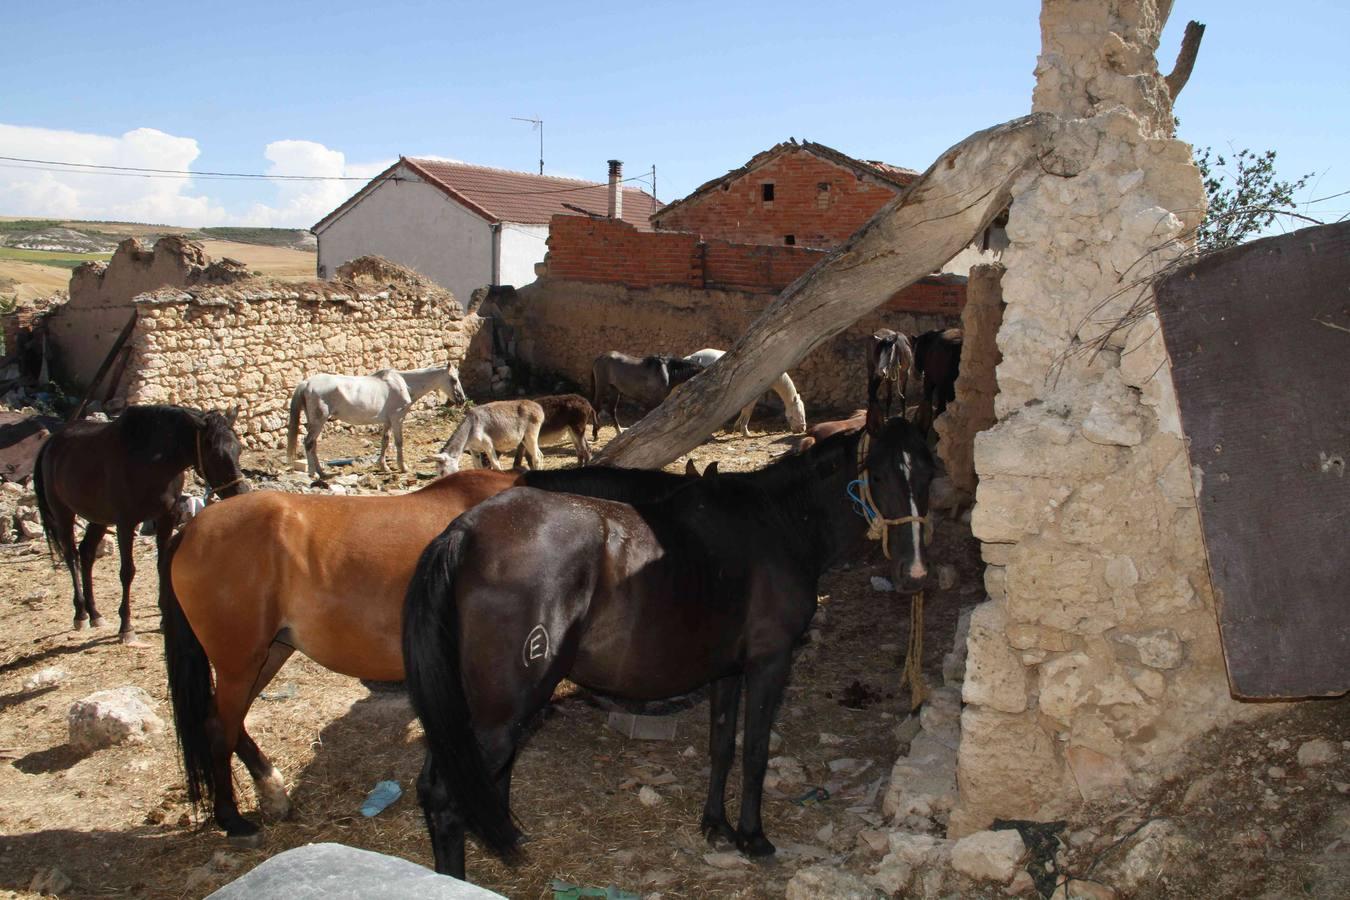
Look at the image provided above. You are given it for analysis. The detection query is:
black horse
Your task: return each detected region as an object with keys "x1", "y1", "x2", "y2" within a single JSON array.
[
  {"x1": 34, "y1": 405, "x2": 248, "y2": 643},
  {"x1": 913, "y1": 327, "x2": 963, "y2": 431},
  {"x1": 402, "y1": 415, "x2": 934, "y2": 879}
]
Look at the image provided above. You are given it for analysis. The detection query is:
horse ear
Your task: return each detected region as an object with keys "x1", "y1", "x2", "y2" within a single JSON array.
[
  {"x1": 225, "y1": 406, "x2": 240, "y2": 426},
  {"x1": 705, "y1": 461, "x2": 719, "y2": 477},
  {"x1": 684, "y1": 459, "x2": 699, "y2": 477}
]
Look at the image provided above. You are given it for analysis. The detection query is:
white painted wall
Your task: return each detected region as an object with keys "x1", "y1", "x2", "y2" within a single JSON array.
[
  {"x1": 315, "y1": 165, "x2": 493, "y2": 306},
  {"x1": 497, "y1": 224, "x2": 548, "y2": 289}
]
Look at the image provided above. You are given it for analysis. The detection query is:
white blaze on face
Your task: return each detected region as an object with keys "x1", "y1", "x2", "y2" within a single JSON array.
[{"x1": 901, "y1": 451, "x2": 926, "y2": 581}]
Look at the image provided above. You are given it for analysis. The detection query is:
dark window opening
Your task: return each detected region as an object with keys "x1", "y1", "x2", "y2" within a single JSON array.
[
  {"x1": 762, "y1": 183, "x2": 775, "y2": 202},
  {"x1": 817, "y1": 182, "x2": 831, "y2": 192},
  {"x1": 720, "y1": 183, "x2": 730, "y2": 191},
  {"x1": 784, "y1": 234, "x2": 796, "y2": 246}
]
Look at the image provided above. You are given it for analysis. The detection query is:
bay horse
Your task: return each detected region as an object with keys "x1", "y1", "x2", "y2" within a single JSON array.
[
  {"x1": 590, "y1": 351, "x2": 703, "y2": 437},
  {"x1": 788, "y1": 408, "x2": 866, "y2": 455},
  {"x1": 159, "y1": 464, "x2": 696, "y2": 846},
  {"x1": 286, "y1": 362, "x2": 466, "y2": 478},
  {"x1": 912, "y1": 328, "x2": 963, "y2": 431},
  {"x1": 685, "y1": 348, "x2": 808, "y2": 435},
  {"x1": 33, "y1": 405, "x2": 248, "y2": 644},
  {"x1": 531, "y1": 394, "x2": 597, "y2": 465},
  {"x1": 401, "y1": 415, "x2": 934, "y2": 879}
]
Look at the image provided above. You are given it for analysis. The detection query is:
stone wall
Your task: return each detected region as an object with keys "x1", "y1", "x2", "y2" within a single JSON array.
[
  {"x1": 950, "y1": 0, "x2": 1261, "y2": 834},
  {"x1": 934, "y1": 264, "x2": 1004, "y2": 497},
  {"x1": 496, "y1": 277, "x2": 962, "y2": 415},
  {"x1": 46, "y1": 237, "x2": 251, "y2": 390},
  {"x1": 122, "y1": 258, "x2": 489, "y2": 449}
]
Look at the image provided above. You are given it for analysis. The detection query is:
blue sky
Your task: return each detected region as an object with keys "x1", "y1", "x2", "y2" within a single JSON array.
[{"x1": 2, "y1": 1, "x2": 1345, "y2": 228}]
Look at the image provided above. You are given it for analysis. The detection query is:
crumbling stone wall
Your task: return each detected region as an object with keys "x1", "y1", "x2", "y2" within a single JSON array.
[
  {"x1": 46, "y1": 237, "x2": 250, "y2": 390},
  {"x1": 497, "y1": 277, "x2": 962, "y2": 414},
  {"x1": 951, "y1": 0, "x2": 1260, "y2": 833},
  {"x1": 934, "y1": 264, "x2": 1004, "y2": 497},
  {"x1": 123, "y1": 259, "x2": 488, "y2": 448}
]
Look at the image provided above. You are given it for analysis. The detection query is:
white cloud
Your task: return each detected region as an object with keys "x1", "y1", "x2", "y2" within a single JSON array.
[
  {"x1": 238, "y1": 140, "x2": 393, "y2": 228},
  {"x1": 0, "y1": 123, "x2": 392, "y2": 228}
]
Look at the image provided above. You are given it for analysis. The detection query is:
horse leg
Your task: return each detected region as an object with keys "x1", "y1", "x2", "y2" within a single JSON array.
[
  {"x1": 700, "y1": 673, "x2": 743, "y2": 845},
  {"x1": 735, "y1": 652, "x2": 792, "y2": 857},
  {"x1": 481, "y1": 443, "x2": 503, "y2": 471},
  {"x1": 205, "y1": 671, "x2": 264, "y2": 845},
  {"x1": 114, "y1": 524, "x2": 147, "y2": 646},
  {"x1": 304, "y1": 411, "x2": 328, "y2": 479},
  {"x1": 522, "y1": 429, "x2": 541, "y2": 471},
  {"x1": 377, "y1": 426, "x2": 391, "y2": 472},
  {"x1": 734, "y1": 402, "x2": 754, "y2": 437},
  {"x1": 230, "y1": 640, "x2": 295, "y2": 819},
  {"x1": 393, "y1": 416, "x2": 408, "y2": 473},
  {"x1": 76, "y1": 522, "x2": 107, "y2": 629},
  {"x1": 571, "y1": 425, "x2": 591, "y2": 465},
  {"x1": 610, "y1": 394, "x2": 624, "y2": 434},
  {"x1": 417, "y1": 753, "x2": 468, "y2": 878}
]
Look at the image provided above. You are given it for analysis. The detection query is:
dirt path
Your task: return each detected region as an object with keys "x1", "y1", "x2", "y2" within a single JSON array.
[{"x1": 0, "y1": 411, "x2": 984, "y2": 898}]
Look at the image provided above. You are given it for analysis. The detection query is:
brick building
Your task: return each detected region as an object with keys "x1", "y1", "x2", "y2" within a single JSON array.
[{"x1": 651, "y1": 139, "x2": 918, "y2": 250}]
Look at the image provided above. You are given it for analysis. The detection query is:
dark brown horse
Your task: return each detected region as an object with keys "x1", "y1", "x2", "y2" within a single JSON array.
[
  {"x1": 912, "y1": 327, "x2": 963, "y2": 431},
  {"x1": 532, "y1": 393, "x2": 598, "y2": 464},
  {"x1": 33, "y1": 405, "x2": 247, "y2": 644},
  {"x1": 590, "y1": 351, "x2": 703, "y2": 437},
  {"x1": 402, "y1": 416, "x2": 934, "y2": 879},
  {"x1": 160, "y1": 464, "x2": 695, "y2": 846}
]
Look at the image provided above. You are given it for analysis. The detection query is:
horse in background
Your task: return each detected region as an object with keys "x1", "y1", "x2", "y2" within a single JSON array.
[
  {"x1": 590, "y1": 351, "x2": 703, "y2": 437},
  {"x1": 867, "y1": 330, "x2": 915, "y2": 426},
  {"x1": 434, "y1": 399, "x2": 544, "y2": 475},
  {"x1": 34, "y1": 405, "x2": 248, "y2": 644},
  {"x1": 160, "y1": 463, "x2": 699, "y2": 847},
  {"x1": 684, "y1": 348, "x2": 807, "y2": 435},
  {"x1": 913, "y1": 328, "x2": 963, "y2": 432},
  {"x1": 525, "y1": 394, "x2": 596, "y2": 465},
  {"x1": 401, "y1": 416, "x2": 934, "y2": 879},
  {"x1": 788, "y1": 408, "x2": 866, "y2": 455},
  {"x1": 287, "y1": 363, "x2": 466, "y2": 479}
]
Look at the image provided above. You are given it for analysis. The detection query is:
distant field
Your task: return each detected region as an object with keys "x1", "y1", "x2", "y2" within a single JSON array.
[
  {"x1": 199, "y1": 241, "x2": 315, "y2": 278},
  {"x1": 0, "y1": 246, "x2": 113, "y2": 269}
]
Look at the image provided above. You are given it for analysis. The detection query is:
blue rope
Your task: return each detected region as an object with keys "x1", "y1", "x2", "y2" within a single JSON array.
[{"x1": 846, "y1": 478, "x2": 874, "y2": 522}]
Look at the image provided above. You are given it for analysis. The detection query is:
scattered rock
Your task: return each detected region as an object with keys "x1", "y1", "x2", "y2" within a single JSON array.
[
  {"x1": 786, "y1": 865, "x2": 881, "y2": 900},
  {"x1": 1050, "y1": 879, "x2": 1118, "y2": 900},
  {"x1": 702, "y1": 851, "x2": 749, "y2": 869},
  {"x1": 68, "y1": 686, "x2": 165, "y2": 753},
  {"x1": 942, "y1": 607, "x2": 973, "y2": 687},
  {"x1": 815, "y1": 822, "x2": 835, "y2": 844},
  {"x1": 937, "y1": 564, "x2": 958, "y2": 591},
  {"x1": 206, "y1": 842, "x2": 504, "y2": 898},
  {"x1": 819, "y1": 732, "x2": 847, "y2": 746},
  {"x1": 857, "y1": 829, "x2": 890, "y2": 854},
  {"x1": 1006, "y1": 869, "x2": 1037, "y2": 896},
  {"x1": 870, "y1": 575, "x2": 895, "y2": 593},
  {"x1": 1100, "y1": 819, "x2": 1189, "y2": 892},
  {"x1": 1297, "y1": 739, "x2": 1338, "y2": 767},
  {"x1": 637, "y1": 785, "x2": 661, "y2": 807},
  {"x1": 951, "y1": 829, "x2": 1027, "y2": 883},
  {"x1": 22, "y1": 666, "x2": 67, "y2": 691},
  {"x1": 29, "y1": 867, "x2": 72, "y2": 895}
]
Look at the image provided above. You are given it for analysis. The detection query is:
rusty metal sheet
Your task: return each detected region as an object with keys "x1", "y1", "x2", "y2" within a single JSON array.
[{"x1": 1154, "y1": 222, "x2": 1350, "y2": 698}]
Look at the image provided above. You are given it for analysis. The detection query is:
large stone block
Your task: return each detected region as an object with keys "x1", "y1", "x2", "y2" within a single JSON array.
[
  {"x1": 951, "y1": 708, "x2": 1068, "y2": 837},
  {"x1": 962, "y1": 601, "x2": 1028, "y2": 714}
]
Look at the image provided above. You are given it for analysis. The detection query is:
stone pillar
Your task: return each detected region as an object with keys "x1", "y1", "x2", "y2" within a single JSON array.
[
  {"x1": 934, "y1": 264, "x2": 1004, "y2": 497},
  {"x1": 950, "y1": 0, "x2": 1261, "y2": 835}
]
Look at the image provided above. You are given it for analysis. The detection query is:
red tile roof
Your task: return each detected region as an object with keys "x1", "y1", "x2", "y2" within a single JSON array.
[{"x1": 313, "y1": 157, "x2": 661, "y2": 233}]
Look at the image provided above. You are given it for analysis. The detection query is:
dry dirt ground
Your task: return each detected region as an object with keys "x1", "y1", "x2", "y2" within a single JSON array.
[{"x1": 0, "y1": 406, "x2": 1346, "y2": 899}]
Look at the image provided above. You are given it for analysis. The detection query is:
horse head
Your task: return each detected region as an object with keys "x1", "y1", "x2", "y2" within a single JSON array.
[
  {"x1": 858, "y1": 417, "x2": 933, "y2": 594},
  {"x1": 443, "y1": 363, "x2": 468, "y2": 404},
  {"x1": 433, "y1": 452, "x2": 458, "y2": 477},
  {"x1": 198, "y1": 408, "x2": 250, "y2": 499}
]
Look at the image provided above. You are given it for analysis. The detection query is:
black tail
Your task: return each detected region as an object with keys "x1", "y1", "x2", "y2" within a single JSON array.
[
  {"x1": 31, "y1": 439, "x2": 60, "y2": 561},
  {"x1": 403, "y1": 529, "x2": 522, "y2": 859},
  {"x1": 158, "y1": 530, "x2": 214, "y2": 808}
]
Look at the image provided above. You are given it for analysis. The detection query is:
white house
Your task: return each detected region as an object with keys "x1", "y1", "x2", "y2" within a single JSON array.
[{"x1": 312, "y1": 157, "x2": 660, "y2": 305}]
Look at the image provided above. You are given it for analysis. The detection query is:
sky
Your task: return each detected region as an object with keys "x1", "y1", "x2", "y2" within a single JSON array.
[{"x1": 1, "y1": 1, "x2": 1346, "y2": 229}]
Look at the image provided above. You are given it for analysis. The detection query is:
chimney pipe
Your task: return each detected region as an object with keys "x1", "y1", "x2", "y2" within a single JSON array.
[{"x1": 607, "y1": 159, "x2": 623, "y2": 220}]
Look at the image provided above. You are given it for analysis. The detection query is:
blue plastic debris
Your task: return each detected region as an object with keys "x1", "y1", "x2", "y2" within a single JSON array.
[{"x1": 360, "y1": 780, "x2": 402, "y2": 817}]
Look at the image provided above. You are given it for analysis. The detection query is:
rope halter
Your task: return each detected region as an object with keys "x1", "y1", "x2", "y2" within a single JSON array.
[{"x1": 848, "y1": 432, "x2": 927, "y2": 561}]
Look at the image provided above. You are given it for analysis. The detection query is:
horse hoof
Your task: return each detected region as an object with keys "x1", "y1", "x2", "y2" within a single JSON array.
[
  {"x1": 119, "y1": 631, "x2": 150, "y2": 648},
  {"x1": 227, "y1": 828, "x2": 264, "y2": 849},
  {"x1": 90, "y1": 616, "x2": 107, "y2": 628},
  {"x1": 73, "y1": 618, "x2": 88, "y2": 631},
  {"x1": 736, "y1": 832, "x2": 776, "y2": 858},
  {"x1": 699, "y1": 815, "x2": 737, "y2": 848}
]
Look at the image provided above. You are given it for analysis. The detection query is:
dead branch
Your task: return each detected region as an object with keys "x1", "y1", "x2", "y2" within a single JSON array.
[
  {"x1": 596, "y1": 114, "x2": 1056, "y2": 469},
  {"x1": 1165, "y1": 21, "x2": 1205, "y2": 99}
]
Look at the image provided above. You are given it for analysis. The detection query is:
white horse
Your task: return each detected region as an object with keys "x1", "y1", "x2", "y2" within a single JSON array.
[
  {"x1": 287, "y1": 363, "x2": 466, "y2": 478},
  {"x1": 685, "y1": 348, "x2": 807, "y2": 435},
  {"x1": 433, "y1": 399, "x2": 544, "y2": 475}
]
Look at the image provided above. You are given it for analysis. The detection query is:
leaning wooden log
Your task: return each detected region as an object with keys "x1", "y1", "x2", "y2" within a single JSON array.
[{"x1": 597, "y1": 113, "x2": 1056, "y2": 469}]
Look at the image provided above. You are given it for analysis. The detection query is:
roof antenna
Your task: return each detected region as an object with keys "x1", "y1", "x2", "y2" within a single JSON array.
[{"x1": 511, "y1": 116, "x2": 544, "y2": 174}]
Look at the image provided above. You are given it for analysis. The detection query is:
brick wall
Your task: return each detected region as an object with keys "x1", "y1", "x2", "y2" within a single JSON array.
[{"x1": 652, "y1": 148, "x2": 905, "y2": 249}]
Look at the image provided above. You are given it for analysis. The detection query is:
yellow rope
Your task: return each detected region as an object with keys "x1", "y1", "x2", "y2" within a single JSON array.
[{"x1": 899, "y1": 590, "x2": 926, "y2": 711}]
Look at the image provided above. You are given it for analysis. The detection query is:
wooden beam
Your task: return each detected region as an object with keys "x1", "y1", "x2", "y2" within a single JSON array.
[
  {"x1": 1165, "y1": 21, "x2": 1206, "y2": 100},
  {"x1": 597, "y1": 114, "x2": 1055, "y2": 469}
]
